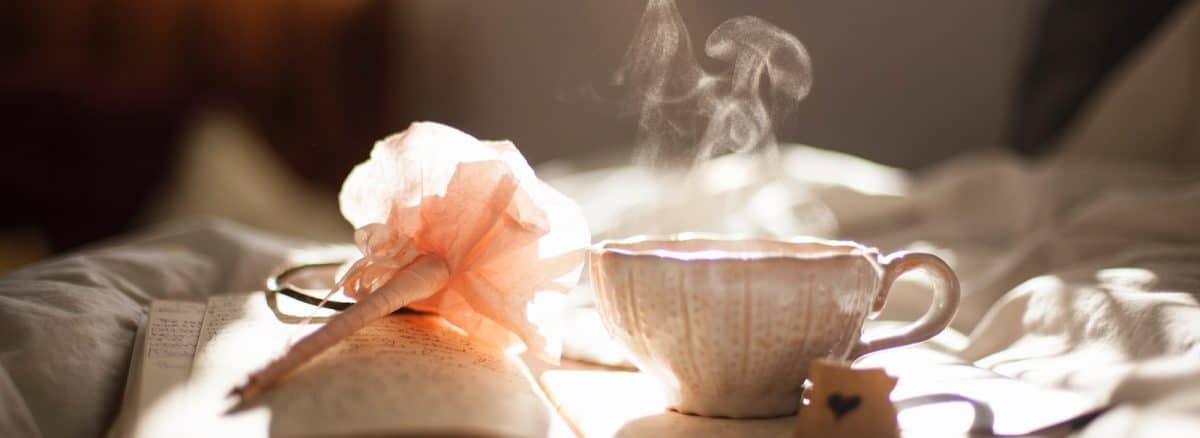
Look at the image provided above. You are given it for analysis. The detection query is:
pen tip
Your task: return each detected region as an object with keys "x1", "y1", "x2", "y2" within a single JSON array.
[{"x1": 231, "y1": 377, "x2": 260, "y2": 401}]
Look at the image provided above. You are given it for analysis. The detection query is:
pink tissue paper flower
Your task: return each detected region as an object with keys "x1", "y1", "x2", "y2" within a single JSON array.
[{"x1": 337, "y1": 121, "x2": 590, "y2": 360}]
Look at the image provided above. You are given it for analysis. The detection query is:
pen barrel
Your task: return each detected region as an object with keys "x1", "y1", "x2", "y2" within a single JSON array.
[{"x1": 236, "y1": 254, "x2": 450, "y2": 400}]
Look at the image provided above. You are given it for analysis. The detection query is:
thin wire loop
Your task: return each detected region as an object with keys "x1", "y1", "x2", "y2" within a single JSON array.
[
  {"x1": 265, "y1": 262, "x2": 429, "y2": 315},
  {"x1": 266, "y1": 262, "x2": 355, "y2": 311}
]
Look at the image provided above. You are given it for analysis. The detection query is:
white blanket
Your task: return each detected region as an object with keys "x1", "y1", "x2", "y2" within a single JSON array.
[
  {"x1": 2, "y1": 2, "x2": 1198, "y2": 437},
  {"x1": 0, "y1": 221, "x2": 306, "y2": 437}
]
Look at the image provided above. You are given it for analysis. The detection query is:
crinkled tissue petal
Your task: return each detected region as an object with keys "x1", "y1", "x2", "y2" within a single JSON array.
[{"x1": 337, "y1": 121, "x2": 590, "y2": 359}]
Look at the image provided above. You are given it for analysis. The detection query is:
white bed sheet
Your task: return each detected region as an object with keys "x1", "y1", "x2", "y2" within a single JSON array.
[{"x1": 0, "y1": 220, "x2": 305, "y2": 438}]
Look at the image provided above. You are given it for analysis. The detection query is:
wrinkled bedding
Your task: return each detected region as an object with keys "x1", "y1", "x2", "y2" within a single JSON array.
[
  {"x1": 3, "y1": 2, "x2": 1199, "y2": 437},
  {"x1": 0, "y1": 221, "x2": 306, "y2": 437}
]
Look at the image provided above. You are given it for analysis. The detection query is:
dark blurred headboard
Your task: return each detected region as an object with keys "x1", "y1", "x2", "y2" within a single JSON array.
[{"x1": 1010, "y1": 0, "x2": 1187, "y2": 155}]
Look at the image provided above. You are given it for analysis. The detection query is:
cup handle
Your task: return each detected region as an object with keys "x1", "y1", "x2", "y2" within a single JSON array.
[{"x1": 849, "y1": 251, "x2": 961, "y2": 359}]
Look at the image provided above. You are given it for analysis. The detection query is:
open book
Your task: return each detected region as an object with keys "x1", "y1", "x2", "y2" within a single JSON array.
[
  {"x1": 109, "y1": 293, "x2": 1105, "y2": 437},
  {"x1": 108, "y1": 292, "x2": 573, "y2": 437}
]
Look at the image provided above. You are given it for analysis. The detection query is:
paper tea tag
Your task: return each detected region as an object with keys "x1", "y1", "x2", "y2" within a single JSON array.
[{"x1": 795, "y1": 359, "x2": 899, "y2": 438}]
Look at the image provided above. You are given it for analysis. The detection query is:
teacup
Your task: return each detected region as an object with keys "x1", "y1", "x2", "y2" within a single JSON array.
[{"x1": 589, "y1": 234, "x2": 959, "y2": 418}]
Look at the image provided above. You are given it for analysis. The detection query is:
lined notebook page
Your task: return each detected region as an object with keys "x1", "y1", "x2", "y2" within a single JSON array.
[
  {"x1": 109, "y1": 300, "x2": 207, "y2": 438},
  {"x1": 137, "y1": 300, "x2": 208, "y2": 413}
]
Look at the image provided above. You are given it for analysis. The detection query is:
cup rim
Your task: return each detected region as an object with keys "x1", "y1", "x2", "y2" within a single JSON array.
[{"x1": 590, "y1": 233, "x2": 880, "y2": 262}]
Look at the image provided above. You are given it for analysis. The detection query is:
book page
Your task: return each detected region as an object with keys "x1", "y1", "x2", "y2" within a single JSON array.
[
  {"x1": 109, "y1": 300, "x2": 207, "y2": 438},
  {"x1": 137, "y1": 300, "x2": 208, "y2": 413},
  {"x1": 132, "y1": 292, "x2": 569, "y2": 437}
]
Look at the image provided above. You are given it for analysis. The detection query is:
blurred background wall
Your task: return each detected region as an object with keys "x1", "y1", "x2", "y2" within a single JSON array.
[
  {"x1": 401, "y1": 0, "x2": 1038, "y2": 167},
  {"x1": 0, "y1": 0, "x2": 1185, "y2": 269}
]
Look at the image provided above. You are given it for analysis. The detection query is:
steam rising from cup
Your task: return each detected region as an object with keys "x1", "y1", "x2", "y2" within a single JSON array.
[{"x1": 615, "y1": 0, "x2": 813, "y2": 166}]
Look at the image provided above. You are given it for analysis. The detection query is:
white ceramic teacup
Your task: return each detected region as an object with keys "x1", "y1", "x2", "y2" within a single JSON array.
[{"x1": 589, "y1": 234, "x2": 960, "y2": 418}]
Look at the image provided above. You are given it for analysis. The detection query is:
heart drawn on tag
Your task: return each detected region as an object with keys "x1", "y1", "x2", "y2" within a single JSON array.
[{"x1": 826, "y1": 392, "x2": 862, "y2": 421}]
